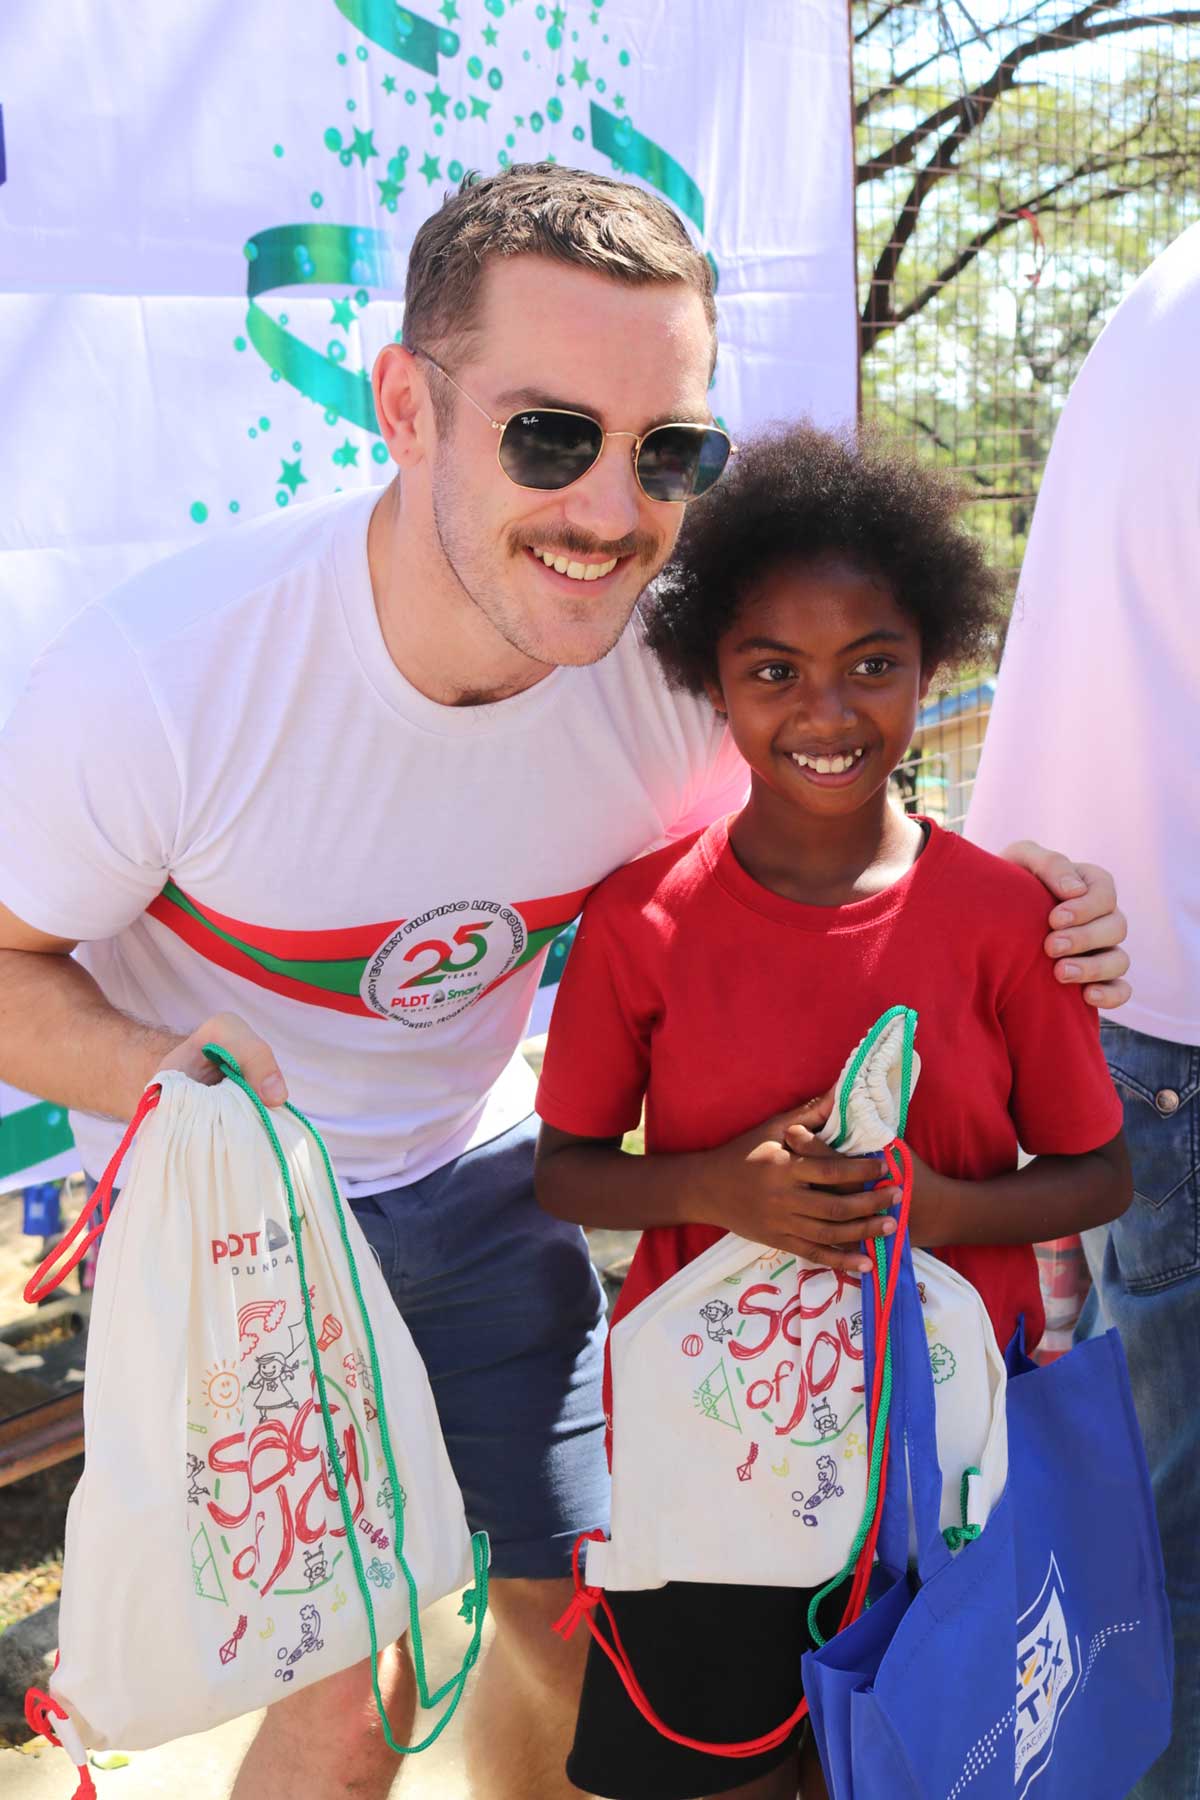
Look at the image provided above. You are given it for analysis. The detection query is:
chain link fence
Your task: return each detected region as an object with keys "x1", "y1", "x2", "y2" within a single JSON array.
[{"x1": 854, "y1": 0, "x2": 1200, "y2": 825}]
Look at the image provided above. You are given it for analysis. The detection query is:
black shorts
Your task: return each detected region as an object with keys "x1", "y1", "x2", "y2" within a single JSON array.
[{"x1": 565, "y1": 1576, "x2": 851, "y2": 1800}]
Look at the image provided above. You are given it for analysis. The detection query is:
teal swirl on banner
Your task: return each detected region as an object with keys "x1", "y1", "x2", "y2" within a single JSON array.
[
  {"x1": 589, "y1": 102, "x2": 705, "y2": 235},
  {"x1": 334, "y1": 0, "x2": 460, "y2": 76},
  {"x1": 233, "y1": 6, "x2": 718, "y2": 489},
  {"x1": 244, "y1": 223, "x2": 403, "y2": 430}
]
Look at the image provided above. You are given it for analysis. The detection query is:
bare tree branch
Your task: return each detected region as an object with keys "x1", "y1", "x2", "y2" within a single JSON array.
[
  {"x1": 856, "y1": 2, "x2": 1200, "y2": 184},
  {"x1": 864, "y1": 160, "x2": 1184, "y2": 350}
]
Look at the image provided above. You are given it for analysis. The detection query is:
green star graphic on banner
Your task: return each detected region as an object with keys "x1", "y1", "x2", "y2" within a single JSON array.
[
  {"x1": 350, "y1": 127, "x2": 378, "y2": 166},
  {"x1": 571, "y1": 58, "x2": 590, "y2": 88},
  {"x1": 279, "y1": 458, "x2": 308, "y2": 494},
  {"x1": 331, "y1": 296, "x2": 356, "y2": 331},
  {"x1": 382, "y1": 74, "x2": 398, "y2": 94},
  {"x1": 440, "y1": 0, "x2": 459, "y2": 19},
  {"x1": 482, "y1": 22, "x2": 498, "y2": 43},
  {"x1": 377, "y1": 176, "x2": 403, "y2": 206},
  {"x1": 551, "y1": 5, "x2": 566, "y2": 27},
  {"x1": 332, "y1": 439, "x2": 361, "y2": 468},
  {"x1": 426, "y1": 83, "x2": 450, "y2": 117},
  {"x1": 419, "y1": 151, "x2": 442, "y2": 183},
  {"x1": 469, "y1": 95, "x2": 490, "y2": 120},
  {"x1": 613, "y1": 93, "x2": 625, "y2": 110}
]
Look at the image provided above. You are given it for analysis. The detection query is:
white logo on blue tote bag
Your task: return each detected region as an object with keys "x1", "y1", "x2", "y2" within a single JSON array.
[{"x1": 1015, "y1": 1555, "x2": 1081, "y2": 1793}]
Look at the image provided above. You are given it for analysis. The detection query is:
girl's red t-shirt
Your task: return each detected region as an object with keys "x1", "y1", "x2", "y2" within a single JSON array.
[{"x1": 536, "y1": 817, "x2": 1122, "y2": 1390}]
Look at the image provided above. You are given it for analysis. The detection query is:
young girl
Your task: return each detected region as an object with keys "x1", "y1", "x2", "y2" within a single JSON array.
[{"x1": 534, "y1": 424, "x2": 1131, "y2": 1800}]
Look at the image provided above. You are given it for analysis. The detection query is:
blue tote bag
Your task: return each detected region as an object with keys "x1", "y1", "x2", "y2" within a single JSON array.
[{"x1": 803, "y1": 1219, "x2": 1172, "y2": 1799}]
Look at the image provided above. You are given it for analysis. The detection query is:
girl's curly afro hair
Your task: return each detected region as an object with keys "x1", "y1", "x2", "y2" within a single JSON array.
[{"x1": 644, "y1": 421, "x2": 1004, "y2": 694}]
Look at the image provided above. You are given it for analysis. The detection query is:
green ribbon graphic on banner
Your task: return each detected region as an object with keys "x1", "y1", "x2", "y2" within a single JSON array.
[
  {"x1": 244, "y1": 223, "x2": 403, "y2": 430},
  {"x1": 589, "y1": 102, "x2": 705, "y2": 236},
  {"x1": 334, "y1": 0, "x2": 460, "y2": 76},
  {"x1": 235, "y1": 8, "x2": 717, "y2": 482}
]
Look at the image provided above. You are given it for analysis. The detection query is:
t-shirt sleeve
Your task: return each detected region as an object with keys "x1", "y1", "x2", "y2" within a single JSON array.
[
  {"x1": 535, "y1": 892, "x2": 654, "y2": 1140},
  {"x1": 0, "y1": 605, "x2": 182, "y2": 941},
  {"x1": 662, "y1": 721, "x2": 749, "y2": 844},
  {"x1": 999, "y1": 932, "x2": 1125, "y2": 1156}
]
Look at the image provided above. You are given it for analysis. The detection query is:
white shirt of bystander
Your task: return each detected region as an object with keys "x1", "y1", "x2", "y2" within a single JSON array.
[{"x1": 967, "y1": 223, "x2": 1200, "y2": 1048}]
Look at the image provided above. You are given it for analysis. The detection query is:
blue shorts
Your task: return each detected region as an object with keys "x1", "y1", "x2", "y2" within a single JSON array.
[{"x1": 349, "y1": 1114, "x2": 611, "y2": 1580}]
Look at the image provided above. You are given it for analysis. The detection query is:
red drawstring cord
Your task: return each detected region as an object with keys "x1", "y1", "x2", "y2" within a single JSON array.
[
  {"x1": 23, "y1": 1083, "x2": 161, "y2": 1304},
  {"x1": 838, "y1": 1140, "x2": 912, "y2": 1627},
  {"x1": 24, "y1": 1688, "x2": 96, "y2": 1799},
  {"x1": 553, "y1": 1139, "x2": 915, "y2": 1760}
]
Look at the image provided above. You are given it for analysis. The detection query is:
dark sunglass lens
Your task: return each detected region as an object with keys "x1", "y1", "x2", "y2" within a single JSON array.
[
  {"x1": 498, "y1": 410, "x2": 604, "y2": 490},
  {"x1": 637, "y1": 426, "x2": 731, "y2": 501}
]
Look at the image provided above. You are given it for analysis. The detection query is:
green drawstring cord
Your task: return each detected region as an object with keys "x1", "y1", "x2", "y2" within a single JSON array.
[
  {"x1": 942, "y1": 1466, "x2": 983, "y2": 1552},
  {"x1": 202, "y1": 1047, "x2": 489, "y2": 1753},
  {"x1": 807, "y1": 1006, "x2": 918, "y2": 1647}
]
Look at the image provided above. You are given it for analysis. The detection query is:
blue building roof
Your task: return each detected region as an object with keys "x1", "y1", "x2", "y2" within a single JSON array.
[{"x1": 915, "y1": 678, "x2": 996, "y2": 729}]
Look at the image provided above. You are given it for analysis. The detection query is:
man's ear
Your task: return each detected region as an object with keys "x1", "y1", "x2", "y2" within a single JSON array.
[
  {"x1": 371, "y1": 343, "x2": 434, "y2": 470},
  {"x1": 917, "y1": 662, "x2": 939, "y2": 705}
]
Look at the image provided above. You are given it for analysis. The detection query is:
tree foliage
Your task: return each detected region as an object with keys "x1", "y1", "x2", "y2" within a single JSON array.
[{"x1": 854, "y1": 0, "x2": 1200, "y2": 572}]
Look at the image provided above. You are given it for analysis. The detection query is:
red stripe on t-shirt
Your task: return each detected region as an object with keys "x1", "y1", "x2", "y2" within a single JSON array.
[{"x1": 146, "y1": 895, "x2": 377, "y2": 1017}]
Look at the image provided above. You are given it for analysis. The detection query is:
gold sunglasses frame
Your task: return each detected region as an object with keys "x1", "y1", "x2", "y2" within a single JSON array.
[{"x1": 416, "y1": 351, "x2": 736, "y2": 504}]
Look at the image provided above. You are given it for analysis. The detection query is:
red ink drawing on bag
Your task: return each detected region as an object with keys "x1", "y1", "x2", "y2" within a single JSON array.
[
  {"x1": 275, "y1": 1604, "x2": 324, "y2": 1682},
  {"x1": 209, "y1": 1376, "x2": 367, "y2": 1598},
  {"x1": 736, "y1": 1442, "x2": 759, "y2": 1483},
  {"x1": 218, "y1": 1614, "x2": 248, "y2": 1665},
  {"x1": 681, "y1": 1333, "x2": 703, "y2": 1358},
  {"x1": 316, "y1": 1314, "x2": 343, "y2": 1353},
  {"x1": 237, "y1": 1296, "x2": 288, "y2": 1362}
]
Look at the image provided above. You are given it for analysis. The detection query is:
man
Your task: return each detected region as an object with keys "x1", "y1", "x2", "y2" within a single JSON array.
[
  {"x1": 0, "y1": 165, "x2": 1129, "y2": 1799},
  {"x1": 968, "y1": 223, "x2": 1200, "y2": 1800}
]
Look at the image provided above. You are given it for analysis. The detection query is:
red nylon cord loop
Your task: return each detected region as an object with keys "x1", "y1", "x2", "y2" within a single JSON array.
[
  {"x1": 23, "y1": 1084, "x2": 161, "y2": 1304},
  {"x1": 24, "y1": 1685, "x2": 66, "y2": 1746}
]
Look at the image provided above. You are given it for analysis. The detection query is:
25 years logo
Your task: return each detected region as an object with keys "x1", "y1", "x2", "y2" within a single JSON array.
[{"x1": 361, "y1": 897, "x2": 525, "y2": 1025}]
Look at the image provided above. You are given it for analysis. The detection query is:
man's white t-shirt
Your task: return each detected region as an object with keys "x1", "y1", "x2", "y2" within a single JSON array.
[
  {"x1": 967, "y1": 223, "x2": 1200, "y2": 1049},
  {"x1": 0, "y1": 488, "x2": 748, "y2": 1190}
]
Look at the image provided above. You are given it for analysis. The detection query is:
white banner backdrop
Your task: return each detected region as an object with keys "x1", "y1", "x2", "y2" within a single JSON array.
[{"x1": 0, "y1": 0, "x2": 856, "y2": 1190}]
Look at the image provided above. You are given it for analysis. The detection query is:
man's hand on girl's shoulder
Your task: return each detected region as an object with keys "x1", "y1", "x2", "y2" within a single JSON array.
[{"x1": 1000, "y1": 841, "x2": 1131, "y2": 1010}]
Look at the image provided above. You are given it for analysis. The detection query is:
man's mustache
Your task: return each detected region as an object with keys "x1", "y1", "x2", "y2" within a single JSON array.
[{"x1": 512, "y1": 527, "x2": 660, "y2": 566}]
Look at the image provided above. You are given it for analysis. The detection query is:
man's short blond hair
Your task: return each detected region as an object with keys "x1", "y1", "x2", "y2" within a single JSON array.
[{"x1": 403, "y1": 162, "x2": 717, "y2": 375}]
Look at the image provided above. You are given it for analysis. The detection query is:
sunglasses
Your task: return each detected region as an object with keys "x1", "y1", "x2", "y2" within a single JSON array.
[{"x1": 416, "y1": 352, "x2": 735, "y2": 504}]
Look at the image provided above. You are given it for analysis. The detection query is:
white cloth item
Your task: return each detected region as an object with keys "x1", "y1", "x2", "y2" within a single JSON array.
[
  {"x1": 49, "y1": 1071, "x2": 481, "y2": 1752},
  {"x1": 966, "y1": 223, "x2": 1200, "y2": 1047},
  {"x1": 817, "y1": 1006, "x2": 923, "y2": 1155},
  {"x1": 588, "y1": 1012, "x2": 1006, "y2": 1591},
  {"x1": 0, "y1": 487, "x2": 748, "y2": 1191}
]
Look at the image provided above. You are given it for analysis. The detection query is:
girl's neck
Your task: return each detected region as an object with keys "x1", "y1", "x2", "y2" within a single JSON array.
[{"x1": 727, "y1": 781, "x2": 928, "y2": 908}]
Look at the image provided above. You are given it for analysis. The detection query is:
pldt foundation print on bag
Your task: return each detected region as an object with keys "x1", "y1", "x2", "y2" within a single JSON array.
[
  {"x1": 586, "y1": 1007, "x2": 1008, "y2": 1594},
  {"x1": 22, "y1": 1054, "x2": 488, "y2": 1798}
]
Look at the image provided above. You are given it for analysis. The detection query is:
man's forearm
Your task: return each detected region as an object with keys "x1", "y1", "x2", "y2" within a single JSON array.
[{"x1": 0, "y1": 948, "x2": 182, "y2": 1121}]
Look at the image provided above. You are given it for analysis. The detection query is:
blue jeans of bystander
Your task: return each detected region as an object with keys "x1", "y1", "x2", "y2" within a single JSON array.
[{"x1": 1078, "y1": 1022, "x2": 1200, "y2": 1800}]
